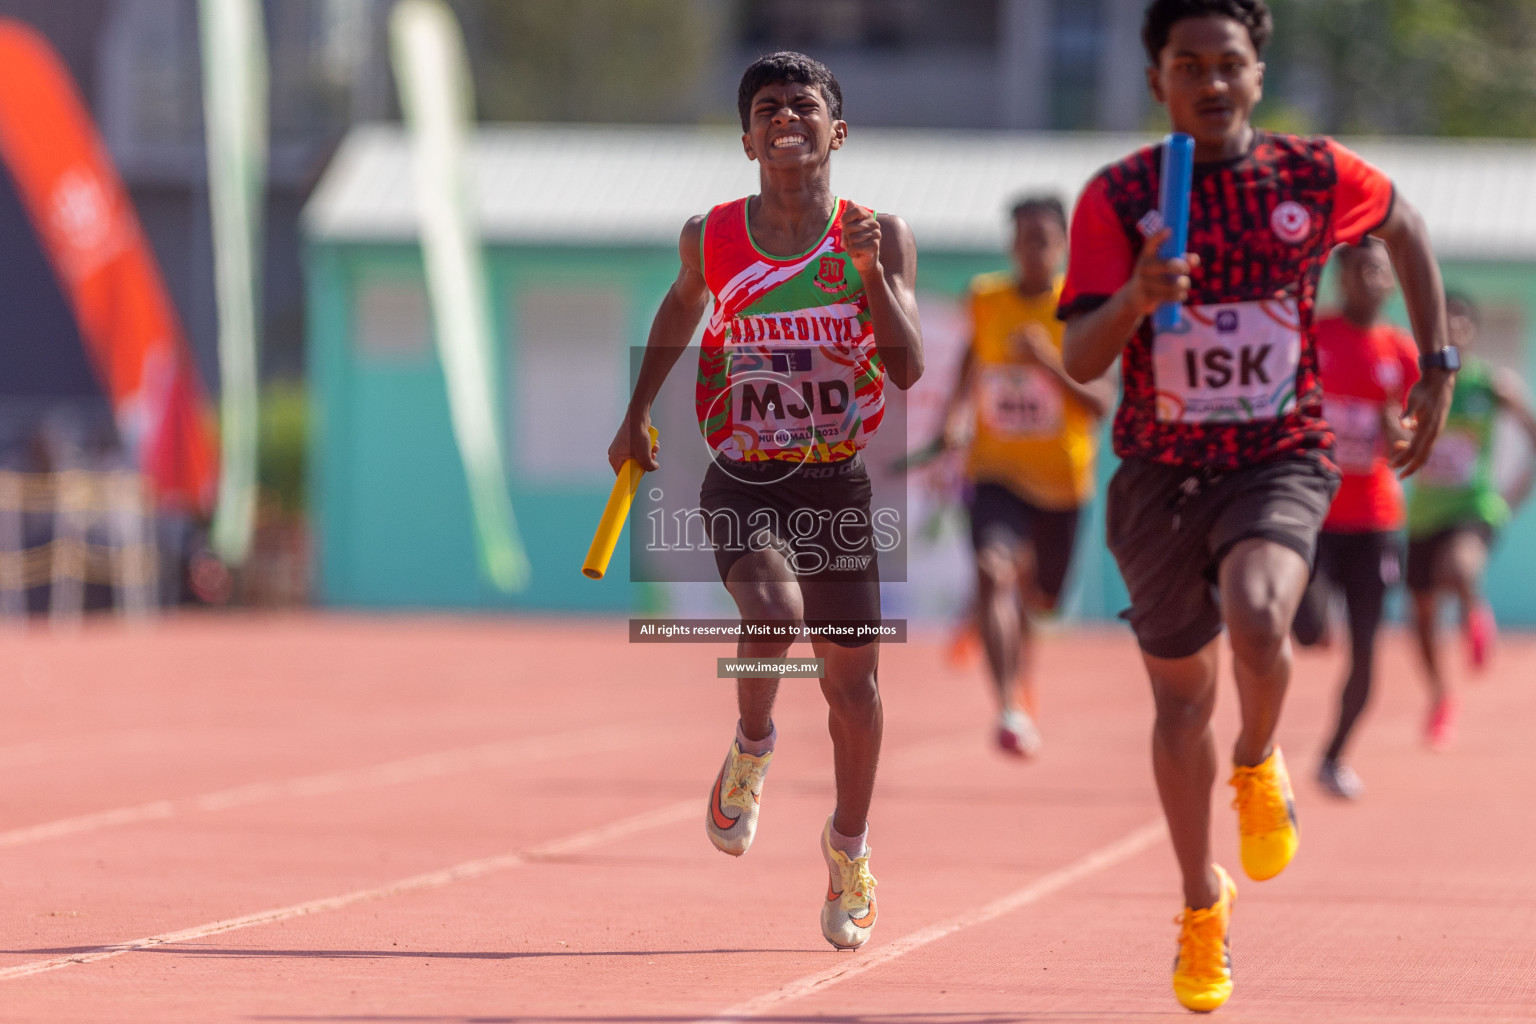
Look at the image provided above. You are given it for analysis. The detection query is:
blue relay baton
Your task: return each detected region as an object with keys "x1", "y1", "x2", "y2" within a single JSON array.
[{"x1": 1153, "y1": 132, "x2": 1195, "y2": 333}]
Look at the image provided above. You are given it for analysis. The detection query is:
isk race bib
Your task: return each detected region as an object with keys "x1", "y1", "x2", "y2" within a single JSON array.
[
  {"x1": 1324, "y1": 395, "x2": 1383, "y2": 474},
  {"x1": 1417, "y1": 428, "x2": 1480, "y2": 488},
  {"x1": 1152, "y1": 299, "x2": 1302, "y2": 424},
  {"x1": 721, "y1": 335, "x2": 866, "y2": 455},
  {"x1": 978, "y1": 365, "x2": 1063, "y2": 438}
]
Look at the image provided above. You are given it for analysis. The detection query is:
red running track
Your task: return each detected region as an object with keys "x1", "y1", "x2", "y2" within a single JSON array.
[{"x1": 0, "y1": 614, "x2": 1531, "y2": 1022}]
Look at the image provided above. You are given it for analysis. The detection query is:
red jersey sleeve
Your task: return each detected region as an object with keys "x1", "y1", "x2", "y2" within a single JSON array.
[
  {"x1": 1058, "y1": 173, "x2": 1134, "y2": 320},
  {"x1": 1327, "y1": 139, "x2": 1395, "y2": 245}
]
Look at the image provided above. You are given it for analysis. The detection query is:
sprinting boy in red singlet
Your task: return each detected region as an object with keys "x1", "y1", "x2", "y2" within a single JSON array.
[
  {"x1": 1057, "y1": 0, "x2": 1455, "y2": 1010},
  {"x1": 606, "y1": 52, "x2": 923, "y2": 950}
]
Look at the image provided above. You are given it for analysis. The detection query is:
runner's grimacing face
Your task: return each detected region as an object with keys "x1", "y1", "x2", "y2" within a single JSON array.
[
  {"x1": 742, "y1": 81, "x2": 845, "y2": 168},
  {"x1": 1148, "y1": 16, "x2": 1264, "y2": 158},
  {"x1": 1011, "y1": 211, "x2": 1065, "y2": 293}
]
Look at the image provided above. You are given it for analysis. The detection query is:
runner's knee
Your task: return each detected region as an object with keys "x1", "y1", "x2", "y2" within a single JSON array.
[
  {"x1": 731, "y1": 580, "x2": 803, "y2": 626},
  {"x1": 1151, "y1": 682, "x2": 1216, "y2": 736},
  {"x1": 1226, "y1": 595, "x2": 1291, "y2": 667},
  {"x1": 1220, "y1": 548, "x2": 1305, "y2": 667},
  {"x1": 820, "y1": 669, "x2": 879, "y2": 715},
  {"x1": 975, "y1": 545, "x2": 1017, "y2": 591}
]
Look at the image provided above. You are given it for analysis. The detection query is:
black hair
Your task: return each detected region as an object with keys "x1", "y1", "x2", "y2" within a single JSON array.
[
  {"x1": 1445, "y1": 291, "x2": 1479, "y2": 324},
  {"x1": 1010, "y1": 194, "x2": 1068, "y2": 233},
  {"x1": 1141, "y1": 0, "x2": 1273, "y2": 65},
  {"x1": 737, "y1": 52, "x2": 843, "y2": 131}
]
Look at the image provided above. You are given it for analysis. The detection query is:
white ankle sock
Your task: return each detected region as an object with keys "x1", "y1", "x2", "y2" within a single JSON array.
[
  {"x1": 828, "y1": 821, "x2": 868, "y2": 862},
  {"x1": 736, "y1": 720, "x2": 775, "y2": 756}
]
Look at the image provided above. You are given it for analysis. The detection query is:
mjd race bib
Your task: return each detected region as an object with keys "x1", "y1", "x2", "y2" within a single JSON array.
[
  {"x1": 978, "y1": 365, "x2": 1063, "y2": 438},
  {"x1": 1153, "y1": 299, "x2": 1301, "y2": 424},
  {"x1": 727, "y1": 343, "x2": 862, "y2": 453}
]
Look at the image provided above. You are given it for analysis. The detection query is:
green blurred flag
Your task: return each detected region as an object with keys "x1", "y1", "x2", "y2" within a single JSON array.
[
  {"x1": 199, "y1": 0, "x2": 266, "y2": 567},
  {"x1": 390, "y1": 0, "x2": 530, "y2": 592}
]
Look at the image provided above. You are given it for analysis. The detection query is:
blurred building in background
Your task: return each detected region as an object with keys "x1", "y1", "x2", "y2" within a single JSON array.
[
  {"x1": 5, "y1": 0, "x2": 1533, "y2": 392},
  {"x1": 304, "y1": 124, "x2": 1536, "y2": 624},
  {"x1": 0, "y1": 0, "x2": 1534, "y2": 617}
]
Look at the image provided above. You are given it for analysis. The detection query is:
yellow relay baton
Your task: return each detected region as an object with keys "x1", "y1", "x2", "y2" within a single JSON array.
[{"x1": 582, "y1": 427, "x2": 658, "y2": 580}]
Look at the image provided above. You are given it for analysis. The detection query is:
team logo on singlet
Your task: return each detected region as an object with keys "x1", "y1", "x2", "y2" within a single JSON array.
[
  {"x1": 1270, "y1": 201, "x2": 1313, "y2": 244},
  {"x1": 814, "y1": 255, "x2": 847, "y2": 293}
]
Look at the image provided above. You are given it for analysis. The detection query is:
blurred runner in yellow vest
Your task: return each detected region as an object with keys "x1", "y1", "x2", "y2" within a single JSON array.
[{"x1": 937, "y1": 196, "x2": 1113, "y2": 757}]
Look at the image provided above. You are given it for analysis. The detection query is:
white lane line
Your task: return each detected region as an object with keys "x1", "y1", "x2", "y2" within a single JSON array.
[
  {"x1": 695, "y1": 818, "x2": 1167, "y2": 1023},
  {"x1": 0, "y1": 729, "x2": 988, "y2": 984},
  {"x1": 0, "y1": 798, "x2": 700, "y2": 982},
  {"x1": 0, "y1": 724, "x2": 643, "y2": 849}
]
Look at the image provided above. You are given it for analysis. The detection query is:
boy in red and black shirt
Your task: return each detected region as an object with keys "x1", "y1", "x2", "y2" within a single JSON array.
[{"x1": 1058, "y1": 0, "x2": 1456, "y2": 1011}]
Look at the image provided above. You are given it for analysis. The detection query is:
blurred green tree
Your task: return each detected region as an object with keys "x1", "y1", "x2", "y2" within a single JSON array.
[
  {"x1": 1268, "y1": 0, "x2": 1536, "y2": 137},
  {"x1": 448, "y1": 0, "x2": 723, "y2": 123}
]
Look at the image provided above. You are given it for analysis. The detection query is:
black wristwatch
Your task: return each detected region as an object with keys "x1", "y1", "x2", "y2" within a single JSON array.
[{"x1": 1419, "y1": 346, "x2": 1461, "y2": 372}]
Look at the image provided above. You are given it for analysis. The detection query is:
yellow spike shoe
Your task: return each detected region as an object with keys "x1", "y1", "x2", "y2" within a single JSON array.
[
  {"x1": 1173, "y1": 863, "x2": 1237, "y2": 1012},
  {"x1": 1230, "y1": 747, "x2": 1299, "y2": 881}
]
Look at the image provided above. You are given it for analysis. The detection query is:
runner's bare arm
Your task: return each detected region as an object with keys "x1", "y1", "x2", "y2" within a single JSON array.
[
  {"x1": 1373, "y1": 198, "x2": 1455, "y2": 477},
  {"x1": 1018, "y1": 326, "x2": 1116, "y2": 418},
  {"x1": 1061, "y1": 227, "x2": 1197, "y2": 383},
  {"x1": 935, "y1": 340, "x2": 976, "y2": 448},
  {"x1": 1068, "y1": 372, "x2": 1118, "y2": 420},
  {"x1": 843, "y1": 206, "x2": 924, "y2": 388},
  {"x1": 607, "y1": 216, "x2": 711, "y2": 474},
  {"x1": 1492, "y1": 370, "x2": 1536, "y2": 509}
]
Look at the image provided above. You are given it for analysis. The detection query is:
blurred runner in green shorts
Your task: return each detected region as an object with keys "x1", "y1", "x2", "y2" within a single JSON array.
[{"x1": 1406, "y1": 293, "x2": 1536, "y2": 749}]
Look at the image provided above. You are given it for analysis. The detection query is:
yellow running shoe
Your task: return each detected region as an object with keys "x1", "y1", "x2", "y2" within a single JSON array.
[
  {"x1": 1230, "y1": 747, "x2": 1298, "y2": 881},
  {"x1": 1173, "y1": 864, "x2": 1237, "y2": 1013}
]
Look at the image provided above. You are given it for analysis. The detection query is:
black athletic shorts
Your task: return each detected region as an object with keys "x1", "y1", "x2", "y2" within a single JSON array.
[
  {"x1": 1293, "y1": 529, "x2": 1403, "y2": 646},
  {"x1": 1405, "y1": 520, "x2": 1496, "y2": 593},
  {"x1": 1106, "y1": 453, "x2": 1340, "y2": 659},
  {"x1": 967, "y1": 481, "x2": 1082, "y2": 603},
  {"x1": 698, "y1": 454, "x2": 881, "y2": 648}
]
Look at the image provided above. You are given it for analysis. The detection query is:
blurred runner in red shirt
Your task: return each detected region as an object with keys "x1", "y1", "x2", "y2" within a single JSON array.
[{"x1": 1292, "y1": 239, "x2": 1418, "y2": 800}]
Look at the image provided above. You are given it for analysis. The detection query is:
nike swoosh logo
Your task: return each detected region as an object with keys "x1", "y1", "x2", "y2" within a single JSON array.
[
  {"x1": 710, "y1": 768, "x2": 739, "y2": 831},
  {"x1": 826, "y1": 884, "x2": 876, "y2": 927}
]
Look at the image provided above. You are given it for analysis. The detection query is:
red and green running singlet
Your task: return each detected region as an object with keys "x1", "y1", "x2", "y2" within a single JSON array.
[{"x1": 696, "y1": 196, "x2": 885, "y2": 463}]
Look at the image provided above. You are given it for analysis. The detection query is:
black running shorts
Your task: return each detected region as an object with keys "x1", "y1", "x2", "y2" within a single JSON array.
[
  {"x1": 1106, "y1": 454, "x2": 1339, "y2": 659},
  {"x1": 1293, "y1": 529, "x2": 1403, "y2": 646},
  {"x1": 1405, "y1": 521, "x2": 1496, "y2": 593},
  {"x1": 966, "y1": 482, "x2": 1082, "y2": 604},
  {"x1": 698, "y1": 454, "x2": 882, "y2": 648}
]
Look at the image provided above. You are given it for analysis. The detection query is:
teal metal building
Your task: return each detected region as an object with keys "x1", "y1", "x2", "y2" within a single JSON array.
[{"x1": 304, "y1": 126, "x2": 1536, "y2": 624}]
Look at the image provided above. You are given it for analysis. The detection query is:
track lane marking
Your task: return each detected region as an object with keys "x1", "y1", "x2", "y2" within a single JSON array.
[
  {"x1": 0, "y1": 798, "x2": 700, "y2": 982},
  {"x1": 0, "y1": 724, "x2": 647, "y2": 849},
  {"x1": 0, "y1": 730, "x2": 982, "y2": 981},
  {"x1": 694, "y1": 818, "x2": 1167, "y2": 1023}
]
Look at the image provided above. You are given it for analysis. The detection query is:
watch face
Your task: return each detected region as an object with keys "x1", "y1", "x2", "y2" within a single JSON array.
[{"x1": 1421, "y1": 347, "x2": 1460, "y2": 371}]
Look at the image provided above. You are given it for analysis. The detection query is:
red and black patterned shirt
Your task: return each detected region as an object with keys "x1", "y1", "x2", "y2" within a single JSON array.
[{"x1": 1058, "y1": 131, "x2": 1395, "y2": 470}]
